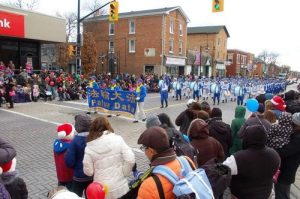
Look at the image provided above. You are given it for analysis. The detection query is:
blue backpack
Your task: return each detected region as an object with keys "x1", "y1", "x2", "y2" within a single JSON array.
[{"x1": 153, "y1": 156, "x2": 215, "y2": 199}]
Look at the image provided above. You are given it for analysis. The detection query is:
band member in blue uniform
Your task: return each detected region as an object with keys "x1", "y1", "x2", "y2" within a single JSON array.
[
  {"x1": 172, "y1": 78, "x2": 182, "y2": 100},
  {"x1": 211, "y1": 81, "x2": 221, "y2": 105},
  {"x1": 133, "y1": 79, "x2": 147, "y2": 123},
  {"x1": 159, "y1": 75, "x2": 169, "y2": 108}
]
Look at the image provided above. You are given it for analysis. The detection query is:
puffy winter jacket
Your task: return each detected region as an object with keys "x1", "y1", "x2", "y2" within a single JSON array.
[
  {"x1": 230, "y1": 106, "x2": 246, "y2": 154},
  {"x1": 83, "y1": 131, "x2": 135, "y2": 199}
]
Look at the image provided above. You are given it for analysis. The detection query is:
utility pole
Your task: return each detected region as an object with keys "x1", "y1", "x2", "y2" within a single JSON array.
[{"x1": 76, "y1": 0, "x2": 81, "y2": 75}]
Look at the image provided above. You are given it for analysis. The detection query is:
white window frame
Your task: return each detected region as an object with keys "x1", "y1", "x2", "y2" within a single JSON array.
[
  {"x1": 179, "y1": 24, "x2": 183, "y2": 36},
  {"x1": 227, "y1": 53, "x2": 233, "y2": 62},
  {"x1": 128, "y1": 39, "x2": 136, "y2": 53},
  {"x1": 109, "y1": 23, "x2": 115, "y2": 35},
  {"x1": 179, "y1": 41, "x2": 183, "y2": 54},
  {"x1": 129, "y1": 20, "x2": 135, "y2": 34},
  {"x1": 169, "y1": 39, "x2": 174, "y2": 53},
  {"x1": 170, "y1": 20, "x2": 174, "y2": 34},
  {"x1": 237, "y1": 54, "x2": 241, "y2": 64},
  {"x1": 109, "y1": 41, "x2": 114, "y2": 52}
]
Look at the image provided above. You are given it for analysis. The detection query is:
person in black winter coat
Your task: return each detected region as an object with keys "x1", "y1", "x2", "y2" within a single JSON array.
[
  {"x1": 223, "y1": 125, "x2": 280, "y2": 199},
  {"x1": 4, "y1": 78, "x2": 14, "y2": 109},
  {"x1": 207, "y1": 108, "x2": 233, "y2": 157},
  {"x1": 275, "y1": 113, "x2": 300, "y2": 199},
  {"x1": 175, "y1": 100, "x2": 200, "y2": 135}
]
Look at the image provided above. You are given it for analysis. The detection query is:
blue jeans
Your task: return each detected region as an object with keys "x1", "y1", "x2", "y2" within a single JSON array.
[
  {"x1": 176, "y1": 89, "x2": 182, "y2": 100},
  {"x1": 237, "y1": 96, "x2": 244, "y2": 106},
  {"x1": 193, "y1": 90, "x2": 199, "y2": 100},
  {"x1": 213, "y1": 93, "x2": 220, "y2": 105}
]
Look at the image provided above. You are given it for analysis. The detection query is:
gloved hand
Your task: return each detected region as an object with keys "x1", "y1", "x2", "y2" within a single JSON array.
[{"x1": 132, "y1": 163, "x2": 137, "y2": 172}]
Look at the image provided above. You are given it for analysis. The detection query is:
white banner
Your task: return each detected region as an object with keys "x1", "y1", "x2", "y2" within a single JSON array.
[{"x1": 166, "y1": 57, "x2": 185, "y2": 66}]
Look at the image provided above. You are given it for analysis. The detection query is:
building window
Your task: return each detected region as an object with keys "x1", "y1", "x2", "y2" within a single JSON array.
[
  {"x1": 109, "y1": 41, "x2": 114, "y2": 52},
  {"x1": 170, "y1": 20, "x2": 174, "y2": 34},
  {"x1": 228, "y1": 53, "x2": 233, "y2": 62},
  {"x1": 129, "y1": 20, "x2": 135, "y2": 34},
  {"x1": 128, "y1": 39, "x2": 135, "y2": 53},
  {"x1": 109, "y1": 23, "x2": 115, "y2": 35},
  {"x1": 179, "y1": 24, "x2": 183, "y2": 36},
  {"x1": 169, "y1": 39, "x2": 174, "y2": 53},
  {"x1": 179, "y1": 41, "x2": 183, "y2": 54},
  {"x1": 237, "y1": 54, "x2": 241, "y2": 64}
]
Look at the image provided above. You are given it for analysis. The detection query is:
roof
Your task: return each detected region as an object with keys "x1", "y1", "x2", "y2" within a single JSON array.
[
  {"x1": 84, "y1": 6, "x2": 190, "y2": 22},
  {"x1": 187, "y1": 26, "x2": 230, "y2": 37}
]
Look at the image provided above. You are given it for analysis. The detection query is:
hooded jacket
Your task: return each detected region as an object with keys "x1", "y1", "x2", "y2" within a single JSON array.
[
  {"x1": 188, "y1": 119, "x2": 224, "y2": 166},
  {"x1": 267, "y1": 112, "x2": 293, "y2": 149},
  {"x1": 83, "y1": 131, "x2": 135, "y2": 199},
  {"x1": 230, "y1": 106, "x2": 246, "y2": 154},
  {"x1": 230, "y1": 125, "x2": 280, "y2": 199},
  {"x1": 0, "y1": 183, "x2": 10, "y2": 199},
  {"x1": 208, "y1": 117, "x2": 233, "y2": 157}
]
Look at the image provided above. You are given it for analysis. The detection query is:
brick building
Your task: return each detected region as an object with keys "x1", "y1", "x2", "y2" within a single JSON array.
[
  {"x1": 83, "y1": 7, "x2": 189, "y2": 76},
  {"x1": 187, "y1": 26, "x2": 230, "y2": 77},
  {"x1": 252, "y1": 58, "x2": 266, "y2": 78},
  {"x1": 226, "y1": 49, "x2": 254, "y2": 77}
]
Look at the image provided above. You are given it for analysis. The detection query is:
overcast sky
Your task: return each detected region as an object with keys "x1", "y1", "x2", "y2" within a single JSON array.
[{"x1": 7, "y1": 0, "x2": 300, "y2": 71}]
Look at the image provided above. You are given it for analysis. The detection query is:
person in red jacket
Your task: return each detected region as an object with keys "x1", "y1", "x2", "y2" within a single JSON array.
[{"x1": 53, "y1": 123, "x2": 75, "y2": 190}]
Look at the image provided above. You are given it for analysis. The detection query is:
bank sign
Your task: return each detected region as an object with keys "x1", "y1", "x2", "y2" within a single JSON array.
[{"x1": 0, "y1": 10, "x2": 24, "y2": 38}]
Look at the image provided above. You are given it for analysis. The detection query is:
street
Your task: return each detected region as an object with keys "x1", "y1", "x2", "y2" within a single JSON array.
[{"x1": 0, "y1": 84, "x2": 300, "y2": 198}]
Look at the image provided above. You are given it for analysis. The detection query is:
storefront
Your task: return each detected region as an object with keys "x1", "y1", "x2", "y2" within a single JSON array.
[
  {"x1": 165, "y1": 56, "x2": 186, "y2": 75},
  {"x1": 0, "y1": 5, "x2": 65, "y2": 72}
]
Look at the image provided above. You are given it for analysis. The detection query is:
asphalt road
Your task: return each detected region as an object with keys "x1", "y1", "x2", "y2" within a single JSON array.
[{"x1": 0, "y1": 83, "x2": 299, "y2": 198}]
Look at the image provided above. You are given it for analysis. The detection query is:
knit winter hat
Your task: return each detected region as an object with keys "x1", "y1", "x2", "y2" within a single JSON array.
[
  {"x1": 146, "y1": 115, "x2": 162, "y2": 128},
  {"x1": 57, "y1": 123, "x2": 75, "y2": 140},
  {"x1": 292, "y1": 113, "x2": 300, "y2": 126},
  {"x1": 75, "y1": 114, "x2": 92, "y2": 133},
  {"x1": 271, "y1": 95, "x2": 286, "y2": 111},
  {"x1": 138, "y1": 127, "x2": 170, "y2": 151}
]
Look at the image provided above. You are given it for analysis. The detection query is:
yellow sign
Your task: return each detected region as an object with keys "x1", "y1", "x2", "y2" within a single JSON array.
[
  {"x1": 212, "y1": 0, "x2": 224, "y2": 13},
  {"x1": 109, "y1": 1, "x2": 119, "y2": 22}
]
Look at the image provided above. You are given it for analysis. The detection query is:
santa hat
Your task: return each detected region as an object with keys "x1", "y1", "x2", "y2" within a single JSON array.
[
  {"x1": 271, "y1": 95, "x2": 286, "y2": 111},
  {"x1": 0, "y1": 158, "x2": 16, "y2": 174},
  {"x1": 57, "y1": 123, "x2": 75, "y2": 140}
]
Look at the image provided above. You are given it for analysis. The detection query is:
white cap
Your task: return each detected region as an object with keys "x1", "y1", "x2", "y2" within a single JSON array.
[{"x1": 187, "y1": 99, "x2": 196, "y2": 106}]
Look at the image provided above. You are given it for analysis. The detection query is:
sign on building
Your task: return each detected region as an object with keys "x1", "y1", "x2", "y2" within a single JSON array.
[{"x1": 144, "y1": 48, "x2": 155, "y2": 57}]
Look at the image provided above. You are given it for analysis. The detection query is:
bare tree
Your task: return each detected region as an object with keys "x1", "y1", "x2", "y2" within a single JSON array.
[
  {"x1": 258, "y1": 50, "x2": 279, "y2": 65},
  {"x1": 84, "y1": 0, "x2": 107, "y2": 17},
  {"x1": 7, "y1": 0, "x2": 39, "y2": 10},
  {"x1": 56, "y1": 43, "x2": 69, "y2": 70},
  {"x1": 81, "y1": 32, "x2": 98, "y2": 74},
  {"x1": 56, "y1": 12, "x2": 77, "y2": 43}
]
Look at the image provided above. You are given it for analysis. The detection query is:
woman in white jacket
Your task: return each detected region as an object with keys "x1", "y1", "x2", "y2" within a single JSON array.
[{"x1": 83, "y1": 116, "x2": 135, "y2": 199}]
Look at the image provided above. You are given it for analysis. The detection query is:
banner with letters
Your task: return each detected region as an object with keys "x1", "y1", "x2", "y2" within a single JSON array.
[{"x1": 87, "y1": 88, "x2": 137, "y2": 115}]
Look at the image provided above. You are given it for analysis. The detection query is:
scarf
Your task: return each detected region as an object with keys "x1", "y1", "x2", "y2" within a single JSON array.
[{"x1": 150, "y1": 148, "x2": 177, "y2": 166}]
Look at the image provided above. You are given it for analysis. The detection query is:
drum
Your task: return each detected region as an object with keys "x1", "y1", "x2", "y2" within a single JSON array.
[{"x1": 224, "y1": 90, "x2": 231, "y2": 97}]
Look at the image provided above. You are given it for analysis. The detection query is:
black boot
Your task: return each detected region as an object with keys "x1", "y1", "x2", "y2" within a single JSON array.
[
  {"x1": 160, "y1": 101, "x2": 164, "y2": 108},
  {"x1": 165, "y1": 101, "x2": 168, "y2": 108}
]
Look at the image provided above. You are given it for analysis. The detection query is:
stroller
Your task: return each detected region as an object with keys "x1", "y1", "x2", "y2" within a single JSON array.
[{"x1": 39, "y1": 86, "x2": 52, "y2": 101}]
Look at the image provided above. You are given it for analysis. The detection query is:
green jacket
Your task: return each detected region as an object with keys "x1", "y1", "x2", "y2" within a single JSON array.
[{"x1": 230, "y1": 106, "x2": 246, "y2": 154}]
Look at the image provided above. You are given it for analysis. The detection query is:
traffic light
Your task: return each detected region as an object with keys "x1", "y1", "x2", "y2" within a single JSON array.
[
  {"x1": 109, "y1": 1, "x2": 119, "y2": 22},
  {"x1": 67, "y1": 45, "x2": 75, "y2": 57},
  {"x1": 212, "y1": 0, "x2": 224, "y2": 12}
]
